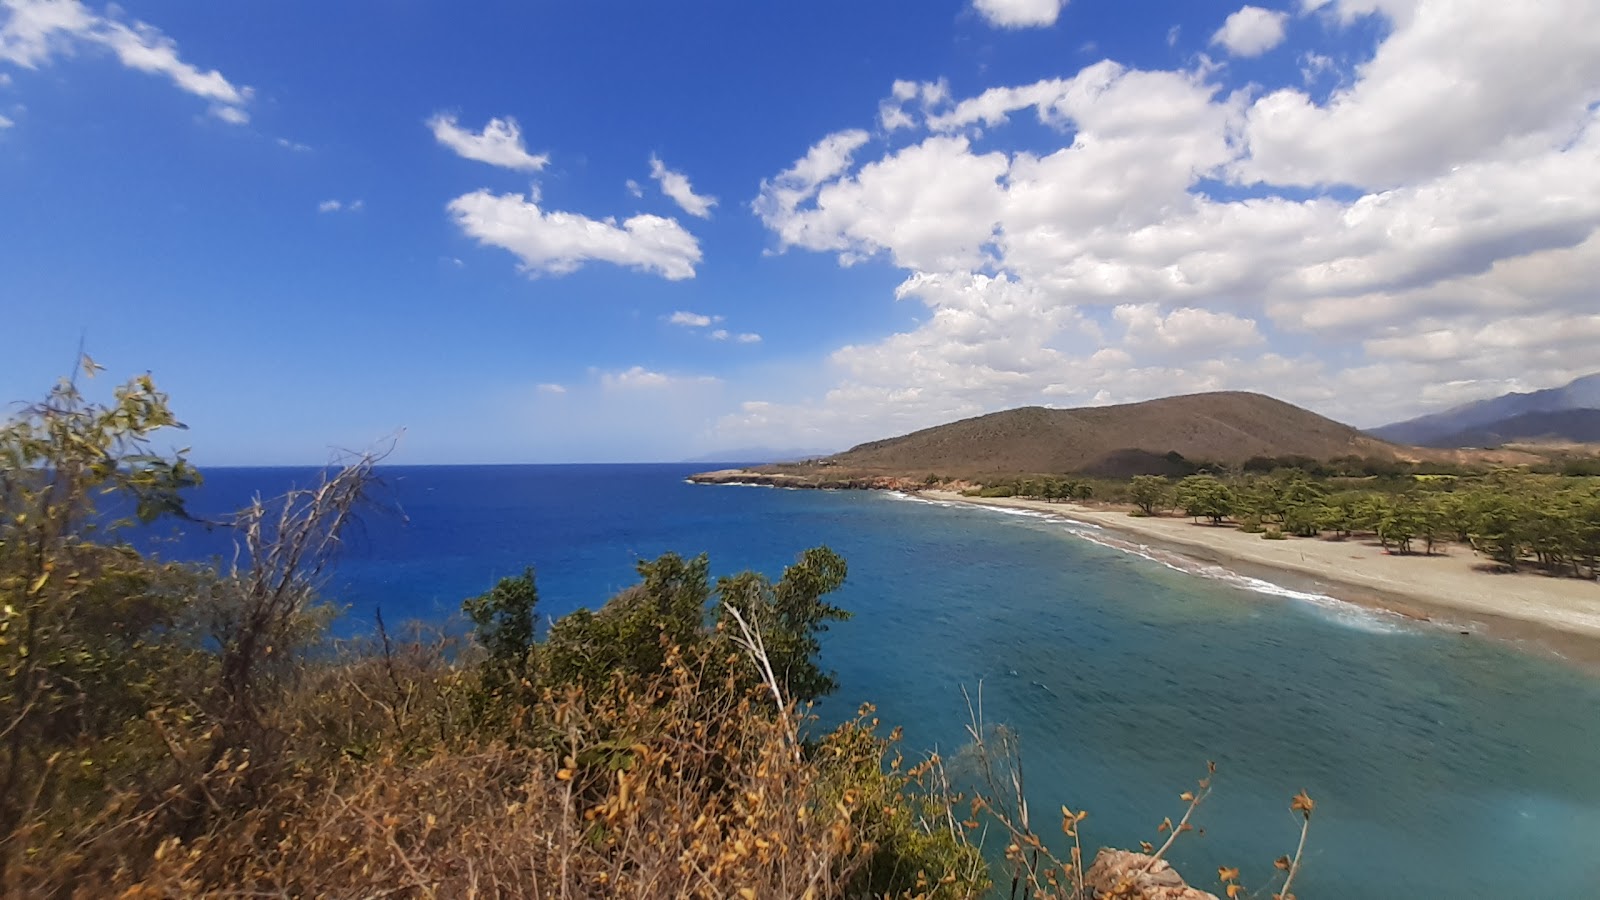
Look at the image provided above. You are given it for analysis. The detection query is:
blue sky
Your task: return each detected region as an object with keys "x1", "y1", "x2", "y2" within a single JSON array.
[{"x1": 3, "y1": 1, "x2": 1599, "y2": 464}]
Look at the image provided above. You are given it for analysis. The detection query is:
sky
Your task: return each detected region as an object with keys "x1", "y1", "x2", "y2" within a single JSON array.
[{"x1": 2, "y1": 0, "x2": 1599, "y2": 465}]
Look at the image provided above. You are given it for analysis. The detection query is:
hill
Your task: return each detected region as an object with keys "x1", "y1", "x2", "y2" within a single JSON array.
[
  {"x1": 1424, "y1": 408, "x2": 1600, "y2": 449},
  {"x1": 1371, "y1": 372, "x2": 1600, "y2": 446},
  {"x1": 812, "y1": 391, "x2": 1404, "y2": 478}
]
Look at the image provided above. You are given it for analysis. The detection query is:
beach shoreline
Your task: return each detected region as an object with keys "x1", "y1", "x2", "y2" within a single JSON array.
[{"x1": 919, "y1": 490, "x2": 1600, "y2": 668}]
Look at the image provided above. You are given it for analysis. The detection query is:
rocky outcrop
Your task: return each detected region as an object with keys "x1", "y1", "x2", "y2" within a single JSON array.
[{"x1": 1084, "y1": 849, "x2": 1220, "y2": 900}]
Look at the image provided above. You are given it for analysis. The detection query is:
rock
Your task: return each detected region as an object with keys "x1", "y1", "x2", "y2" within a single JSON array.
[{"x1": 1084, "y1": 849, "x2": 1220, "y2": 900}]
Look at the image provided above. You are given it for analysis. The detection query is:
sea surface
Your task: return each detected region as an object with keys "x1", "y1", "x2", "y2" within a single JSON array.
[{"x1": 146, "y1": 464, "x2": 1600, "y2": 898}]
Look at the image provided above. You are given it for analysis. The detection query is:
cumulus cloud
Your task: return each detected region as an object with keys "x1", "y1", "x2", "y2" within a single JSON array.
[
  {"x1": 972, "y1": 0, "x2": 1068, "y2": 30},
  {"x1": 1211, "y1": 6, "x2": 1290, "y2": 57},
  {"x1": 722, "y1": 0, "x2": 1600, "y2": 446},
  {"x1": 317, "y1": 199, "x2": 363, "y2": 213},
  {"x1": 429, "y1": 114, "x2": 549, "y2": 171},
  {"x1": 1114, "y1": 304, "x2": 1264, "y2": 354},
  {"x1": 447, "y1": 189, "x2": 702, "y2": 280},
  {"x1": 600, "y1": 366, "x2": 719, "y2": 390},
  {"x1": 1236, "y1": 0, "x2": 1600, "y2": 189},
  {"x1": 753, "y1": 129, "x2": 871, "y2": 234},
  {"x1": 648, "y1": 154, "x2": 716, "y2": 218},
  {"x1": 669, "y1": 310, "x2": 720, "y2": 328},
  {"x1": 0, "y1": 0, "x2": 251, "y2": 123}
]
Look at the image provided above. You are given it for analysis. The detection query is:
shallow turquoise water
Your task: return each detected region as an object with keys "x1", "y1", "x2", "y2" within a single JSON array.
[{"x1": 158, "y1": 466, "x2": 1600, "y2": 897}]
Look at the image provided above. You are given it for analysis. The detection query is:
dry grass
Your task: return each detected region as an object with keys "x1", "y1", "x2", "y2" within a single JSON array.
[{"x1": 3, "y1": 637, "x2": 985, "y2": 899}]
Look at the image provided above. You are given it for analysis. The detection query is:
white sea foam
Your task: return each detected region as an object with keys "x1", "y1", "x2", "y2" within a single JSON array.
[
  {"x1": 897, "y1": 494, "x2": 1412, "y2": 636},
  {"x1": 1066, "y1": 526, "x2": 1412, "y2": 634}
]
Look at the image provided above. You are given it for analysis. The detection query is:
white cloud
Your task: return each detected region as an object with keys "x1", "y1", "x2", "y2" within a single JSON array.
[
  {"x1": 759, "y1": 134, "x2": 1009, "y2": 271},
  {"x1": 317, "y1": 198, "x2": 363, "y2": 213},
  {"x1": 669, "y1": 310, "x2": 720, "y2": 328},
  {"x1": 428, "y1": 114, "x2": 549, "y2": 172},
  {"x1": 724, "y1": 0, "x2": 1600, "y2": 444},
  {"x1": 1236, "y1": 0, "x2": 1600, "y2": 189},
  {"x1": 0, "y1": 0, "x2": 251, "y2": 123},
  {"x1": 710, "y1": 329, "x2": 729, "y2": 341},
  {"x1": 878, "y1": 78, "x2": 950, "y2": 132},
  {"x1": 1114, "y1": 304, "x2": 1264, "y2": 354},
  {"x1": 536, "y1": 383, "x2": 567, "y2": 394},
  {"x1": 276, "y1": 137, "x2": 312, "y2": 152},
  {"x1": 1211, "y1": 6, "x2": 1290, "y2": 57},
  {"x1": 736, "y1": 332, "x2": 762, "y2": 344},
  {"x1": 1298, "y1": 51, "x2": 1334, "y2": 84},
  {"x1": 600, "y1": 366, "x2": 719, "y2": 390},
  {"x1": 753, "y1": 129, "x2": 872, "y2": 234},
  {"x1": 625, "y1": 178, "x2": 643, "y2": 198},
  {"x1": 0, "y1": 112, "x2": 10, "y2": 128},
  {"x1": 648, "y1": 154, "x2": 716, "y2": 218},
  {"x1": 972, "y1": 0, "x2": 1068, "y2": 30},
  {"x1": 447, "y1": 189, "x2": 702, "y2": 280}
]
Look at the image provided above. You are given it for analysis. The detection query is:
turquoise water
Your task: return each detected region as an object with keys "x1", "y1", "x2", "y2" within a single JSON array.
[{"x1": 155, "y1": 466, "x2": 1600, "y2": 897}]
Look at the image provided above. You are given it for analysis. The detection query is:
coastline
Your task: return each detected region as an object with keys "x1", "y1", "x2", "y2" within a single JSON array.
[{"x1": 918, "y1": 490, "x2": 1600, "y2": 668}]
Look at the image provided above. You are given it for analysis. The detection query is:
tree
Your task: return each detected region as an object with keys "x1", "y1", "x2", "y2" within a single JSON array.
[
  {"x1": 463, "y1": 567, "x2": 539, "y2": 682},
  {"x1": 717, "y1": 546, "x2": 851, "y2": 703},
  {"x1": 542, "y1": 552, "x2": 713, "y2": 690},
  {"x1": 1128, "y1": 475, "x2": 1170, "y2": 516},
  {"x1": 1173, "y1": 475, "x2": 1233, "y2": 525},
  {"x1": 0, "y1": 364, "x2": 199, "y2": 836}
]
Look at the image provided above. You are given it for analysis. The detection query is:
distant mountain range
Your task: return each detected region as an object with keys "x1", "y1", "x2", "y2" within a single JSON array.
[
  {"x1": 1416, "y1": 409, "x2": 1600, "y2": 448},
  {"x1": 1369, "y1": 373, "x2": 1600, "y2": 448},
  {"x1": 815, "y1": 391, "x2": 1402, "y2": 478}
]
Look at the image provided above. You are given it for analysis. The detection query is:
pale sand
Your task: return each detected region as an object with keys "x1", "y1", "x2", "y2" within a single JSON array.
[{"x1": 922, "y1": 490, "x2": 1600, "y2": 665}]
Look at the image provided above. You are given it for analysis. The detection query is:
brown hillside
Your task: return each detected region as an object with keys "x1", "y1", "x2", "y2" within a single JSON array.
[{"x1": 818, "y1": 391, "x2": 1403, "y2": 477}]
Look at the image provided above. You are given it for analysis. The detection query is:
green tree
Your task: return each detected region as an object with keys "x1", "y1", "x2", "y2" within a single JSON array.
[
  {"x1": 1128, "y1": 475, "x2": 1170, "y2": 516},
  {"x1": 1173, "y1": 474, "x2": 1233, "y2": 525},
  {"x1": 463, "y1": 568, "x2": 539, "y2": 682},
  {"x1": 716, "y1": 546, "x2": 851, "y2": 703},
  {"x1": 542, "y1": 552, "x2": 713, "y2": 690},
  {"x1": 0, "y1": 364, "x2": 201, "y2": 835}
]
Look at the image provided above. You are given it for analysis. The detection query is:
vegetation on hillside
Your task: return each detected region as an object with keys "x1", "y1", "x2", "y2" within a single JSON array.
[{"x1": 1, "y1": 366, "x2": 1325, "y2": 898}]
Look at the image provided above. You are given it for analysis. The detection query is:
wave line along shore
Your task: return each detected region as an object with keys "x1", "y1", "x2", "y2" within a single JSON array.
[{"x1": 914, "y1": 489, "x2": 1600, "y2": 666}]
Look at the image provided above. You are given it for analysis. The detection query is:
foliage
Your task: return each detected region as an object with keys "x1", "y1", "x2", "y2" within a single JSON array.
[
  {"x1": 1174, "y1": 475, "x2": 1234, "y2": 525},
  {"x1": 1128, "y1": 475, "x2": 1170, "y2": 516},
  {"x1": 1, "y1": 370, "x2": 1333, "y2": 898},
  {"x1": 1116, "y1": 466, "x2": 1600, "y2": 577},
  {"x1": 0, "y1": 363, "x2": 202, "y2": 840}
]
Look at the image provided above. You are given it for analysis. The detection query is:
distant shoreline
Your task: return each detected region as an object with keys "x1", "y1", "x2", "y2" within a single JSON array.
[{"x1": 918, "y1": 490, "x2": 1600, "y2": 668}]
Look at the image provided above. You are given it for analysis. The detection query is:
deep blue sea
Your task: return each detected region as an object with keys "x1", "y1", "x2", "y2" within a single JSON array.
[{"x1": 146, "y1": 464, "x2": 1600, "y2": 898}]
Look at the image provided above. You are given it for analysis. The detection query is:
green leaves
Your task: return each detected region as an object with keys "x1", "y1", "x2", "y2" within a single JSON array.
[
  {"x1": 1129, "y1": 475, "x2": 1171, "y2": 516},
  {"x1": 463, "y1": 567, "x2": 540, "y2": 675}
]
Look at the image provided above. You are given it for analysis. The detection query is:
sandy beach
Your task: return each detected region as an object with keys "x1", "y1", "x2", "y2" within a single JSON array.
[{"x1": 922, "y1": 490, "x2": 1600, "y2": 665}]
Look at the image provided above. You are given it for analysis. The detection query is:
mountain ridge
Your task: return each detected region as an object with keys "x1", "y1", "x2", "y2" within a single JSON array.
[
  {"x1": 1421, "y1": 408, "x2": 1600, "y2": 449},
  {"x1": 1370, "y1": 372, "x2": 1600, "y2": 446}
]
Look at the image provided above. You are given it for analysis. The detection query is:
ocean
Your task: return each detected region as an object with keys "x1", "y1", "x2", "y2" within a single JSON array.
[{"x1": 146, "y1": 463, "x2": 1600, "y2": 898}]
